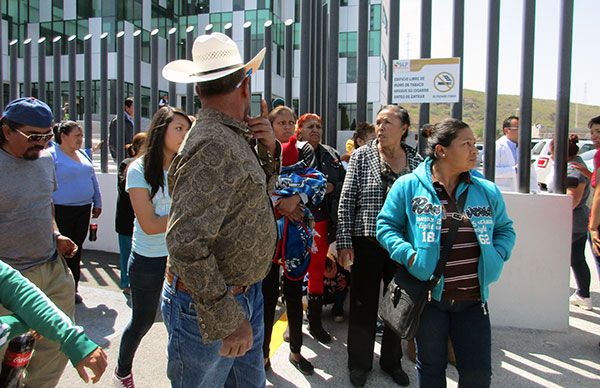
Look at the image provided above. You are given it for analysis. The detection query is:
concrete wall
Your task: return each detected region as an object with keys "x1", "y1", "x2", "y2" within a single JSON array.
[{"x1": 86, "y1": 174, "x2": 572, "y2": 331}]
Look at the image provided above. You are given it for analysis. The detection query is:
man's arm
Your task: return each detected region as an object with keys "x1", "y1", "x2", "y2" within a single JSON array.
[{"x1": 166, "y1": 141, "x2": 246, "y2": 342}]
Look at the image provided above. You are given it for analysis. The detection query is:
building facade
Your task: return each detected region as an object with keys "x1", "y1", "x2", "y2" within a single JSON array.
[{"x1": 1, "y1": 0, "x2": 382, "y2": 129}]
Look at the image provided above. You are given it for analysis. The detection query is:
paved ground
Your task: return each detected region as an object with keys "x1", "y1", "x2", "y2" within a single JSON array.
[{"x1": 57, "y1": 248, "x2": 600, "y2": 387}]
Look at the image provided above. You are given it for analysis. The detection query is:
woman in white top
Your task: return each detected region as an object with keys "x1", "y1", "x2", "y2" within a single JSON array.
[{"x1": 113, "y1": 107, "x2": 191, "y2": 388}]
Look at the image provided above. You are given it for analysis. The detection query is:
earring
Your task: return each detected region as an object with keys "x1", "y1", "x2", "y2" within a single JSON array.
[{"x1": 441, "y1": 153, "x2": 446, "y2": 158}]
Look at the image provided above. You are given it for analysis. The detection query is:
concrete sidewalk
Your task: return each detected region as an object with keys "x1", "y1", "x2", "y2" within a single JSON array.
[{"x1": 58, "y1": 249, "x2": 600, "y2": 387}]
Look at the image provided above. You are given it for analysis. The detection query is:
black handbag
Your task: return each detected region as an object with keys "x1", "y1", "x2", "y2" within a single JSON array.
[{"x1": 380, "y1": 188, "x2": 469, "y2": 340}]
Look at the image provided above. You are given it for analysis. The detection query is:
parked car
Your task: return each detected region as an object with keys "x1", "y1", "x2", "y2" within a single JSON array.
[
  {"x1": 476, "y1": 143, "x2": 484, "y2": 167},
  {"x1": 533, "y1": 138, "x2": 594, "y2": 190},
  {"x1": 580, "y1": 149, "x2": 596, "y2": 173}
]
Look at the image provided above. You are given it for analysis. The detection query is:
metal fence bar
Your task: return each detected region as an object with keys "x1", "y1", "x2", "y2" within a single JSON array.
[
  {"x1": 186, "y1": 26, "x2": 195, "y2": 115},
  {"x1": 100, "y1": 32, "x2": 108, "y2": 172},
  {"x1": 326, "y1": 0, "x2": 340, "y2": 146},
  {"x1": 320, "y1": 2, "x2": 328, "y2": 126},
  {"x1": 116, "y1": 31, "x2": 125, "y2": 164},
  {"x1": 52, "y1": 36, "x2": 61, "y2": 122},
  {"x1": 264, "y1": 20, "x2": 273, "y2": 111},
  {"x1": 451, "y1": 0, "x2": 465, "y2": 120},
  {"x1": 553, "y1": 0, "x2": 574, "y2": 194},
  {"x1": 356, "y1": 0, "x2": 368, "y2": 122},
  {"x1": 483, "y1": 0, "x2": 500, "y2": 181},
  {"x1": 38, "y1": 38, "x2": 46, "y2": 101},
  {"x1": 168, "y1": 28, "x2": 177, "y2": 107},
  {"x1": 9, "y1": 40, "x2": 18, "y2": 101},
  {"x1": 387, "y1": 0, "x2": 400, "y2": 105},
  {"x1": 299, "y1": 0, "x2": 310, "y2": 115},
  {"x1": 418, "y1": 0, "x2": 432, "y2": 156},
  {"x1": 23, "y1": 39, "x2": 32, "y2": 97},
  {"x1": 68, "y1": 35, "x2": 76, "y2": 121},
  {"x1": 84, "y1": 34, "x2": 92, "y2": 151},
  {"x1": 243, "y1": 21, "x2": 252, "y2": 97},
  {"x1": 150, "y1": 29, "x2": 159, "y2": 114},
  {"x1": 284, "y1": 19, "x2": 293, "y2": 108},
  {"x1": 314, "y1": 0, "x2": 322, "y2": 115},
  {"x1": 517, "y1": 0, "x2": 536, "y2": 193},
  {"x1": 133, "y1": 30, "x2": 142, "y2": 134}
]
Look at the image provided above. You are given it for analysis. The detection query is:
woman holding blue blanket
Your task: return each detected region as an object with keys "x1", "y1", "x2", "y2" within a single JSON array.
[{"x1": 376, "y1": 118, "x2": 516, "y2": 387}]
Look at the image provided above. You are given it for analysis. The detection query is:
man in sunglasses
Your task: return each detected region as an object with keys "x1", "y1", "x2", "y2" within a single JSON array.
[{"x1": 0, "y1": 97, "x2": 106, "y2": 387}]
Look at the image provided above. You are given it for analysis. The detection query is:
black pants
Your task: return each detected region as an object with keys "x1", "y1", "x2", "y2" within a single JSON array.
[
  {"x1": 347, "y1": 236, "x2": 403, "y2": 371},
  {"x1": 262, "y1": 262, "x2": 304, "y2": 355},
  {"x1": 572, "y1": 234, "x2": 591, "y2": 298},
  {"x1": 117, "y1": 251, "x2": 166, "y2": 376},
  {"x1": 54, "y1": 203, "x2": 91, "y2": 290}
]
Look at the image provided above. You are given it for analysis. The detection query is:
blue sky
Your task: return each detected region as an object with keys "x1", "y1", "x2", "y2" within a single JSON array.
[{"x1": 397, "y1": 0, "x2": 598, "y2": 107}]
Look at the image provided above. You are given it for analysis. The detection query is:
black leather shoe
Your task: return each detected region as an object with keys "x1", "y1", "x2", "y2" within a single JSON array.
[
  {"x1": 381, "y1": 365, "x2": 410, "y2": 386},
  {"x1": 289, "y1": 355, "x2": 314, "y2": 376},
  {"x1": 349, "y1": 369, "x2": 368, "y2": 387}
]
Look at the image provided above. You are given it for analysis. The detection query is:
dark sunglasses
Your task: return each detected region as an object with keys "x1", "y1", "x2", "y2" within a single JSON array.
[{"x1": 14, "y1": 128, "x2": 54, "y2": 143}]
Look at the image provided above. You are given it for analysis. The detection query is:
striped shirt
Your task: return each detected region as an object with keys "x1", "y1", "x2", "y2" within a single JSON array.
[{"x1": 434, "y1": 179, "x2": 481, "y2": 301}]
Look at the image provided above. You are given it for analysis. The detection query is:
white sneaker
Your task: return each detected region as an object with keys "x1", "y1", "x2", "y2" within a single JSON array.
[
  {"x1": 569, "y1": 292, "x2": 593, "y2": 311},
  {"x1": 113, "y1": 370, "x2": 135, "y2": 388}
]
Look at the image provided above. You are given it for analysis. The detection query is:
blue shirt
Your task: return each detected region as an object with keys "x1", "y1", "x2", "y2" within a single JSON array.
[
  {"x1": 126, "y1": 157, "x2": 170, "y2": 258},
  {"x1": 50, "y1": 145, "x2": 102, "y2": 208},
  {"x1": 507, "y1": 138, "x2": 518, "y2": 162}
]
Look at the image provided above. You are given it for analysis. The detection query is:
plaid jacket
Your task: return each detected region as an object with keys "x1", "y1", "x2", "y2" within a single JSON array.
[{"x1": 336, "y1": 140, "x2": 422, "y2": 250}]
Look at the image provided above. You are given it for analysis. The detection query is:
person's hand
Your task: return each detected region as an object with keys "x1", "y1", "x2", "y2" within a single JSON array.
[
  {"x1": 91, "y1": 208, "x2": 102, "y2": 218},
  {"x1": 338, "y1": 248, "x2": 354, "y2": 269},
  {"x1": 326, "y1": 182, "x2": 334, "y2": 194},
  {"x1": 571, "y1": 162, "x2": 592, "y2": 178},
  {"x1": 75, "y1": 347, "x2": 108, "y2": 384},
  {"x1": 219, "y1": 319, "x2": 253, "y2": 358},
  {"x1": 276, "y1": 195, "x2": 304, "y2": 222},
  {"x1": 56, "y1": 235, "x2": 78, "y2": 258},
  {"x1": 246, "y1": 99, "x2": 277, "y2": 155},
  {"x1": 92, "y1": 141, "x2": 103, "y2": 154},
  {"x1": 590, "y1": 229, "x2": 600, "y2": 255}
]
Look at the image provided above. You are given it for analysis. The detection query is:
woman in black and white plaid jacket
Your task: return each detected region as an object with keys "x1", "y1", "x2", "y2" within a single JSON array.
[{"x1": 337, "y1": 105, "x2": 422, "y2": 387}]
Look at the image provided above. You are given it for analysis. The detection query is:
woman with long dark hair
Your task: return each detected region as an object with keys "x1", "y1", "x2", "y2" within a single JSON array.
[{"x1": 113, "y1": 107, "x2": 191, "y2": 388}]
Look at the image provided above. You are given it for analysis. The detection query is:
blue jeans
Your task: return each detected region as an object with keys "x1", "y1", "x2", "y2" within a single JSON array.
[
  {"x1": 118, "y1": 234, "x2": 132, "y2": 288},
  {"x1": 161, "y1": 278, "x2": 266, "y2": 388},
  {"x1": 416, "y1": 299, "x2": 491, "y2": 388},
  {"x1": 116, "y1": 252, "x2": 166, "y2": 377}
]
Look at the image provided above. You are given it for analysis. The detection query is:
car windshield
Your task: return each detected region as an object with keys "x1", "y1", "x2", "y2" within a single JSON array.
[
  {"x1": 580, "y1": 149, "x2": 596, "y2": 161},
  {"x1": 531, "y1": 141, "x2": 547, "y2": 156},
  {"x1": 578, "y1": 143, "x2": 595, "y2": 154}
]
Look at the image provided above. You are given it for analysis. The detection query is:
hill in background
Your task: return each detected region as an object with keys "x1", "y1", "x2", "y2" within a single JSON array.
[{"x1": 401, "y1": 89, "x2": 599, "y2": 140}]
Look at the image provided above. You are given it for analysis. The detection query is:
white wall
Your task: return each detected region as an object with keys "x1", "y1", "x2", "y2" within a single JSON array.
[
  {"x1": 488, "y1": 192, "x2": 572, "y2": 332},
  {"x1": 87, "y1": 174, "x2": 572, "y2": 332}
]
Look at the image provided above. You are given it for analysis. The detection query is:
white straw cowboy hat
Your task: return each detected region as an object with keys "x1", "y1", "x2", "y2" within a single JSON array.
[{"x1": 162, "y1": 32, "x2": 265, "y2": 84}]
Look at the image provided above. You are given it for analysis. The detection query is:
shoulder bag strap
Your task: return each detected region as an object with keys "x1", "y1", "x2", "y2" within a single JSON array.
[{"x1": 428, "y1": 187, "x2": 469, "y2": 287}]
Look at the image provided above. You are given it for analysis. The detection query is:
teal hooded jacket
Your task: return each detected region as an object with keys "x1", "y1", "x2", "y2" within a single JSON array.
[{"x1": 376, "y1": 158, "x2": 516, "y2": 303}]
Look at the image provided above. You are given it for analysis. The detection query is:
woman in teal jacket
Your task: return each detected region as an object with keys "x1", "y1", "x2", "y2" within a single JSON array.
[{"x1": 377, "y1": 118, "x2": 515, "y2": 388}]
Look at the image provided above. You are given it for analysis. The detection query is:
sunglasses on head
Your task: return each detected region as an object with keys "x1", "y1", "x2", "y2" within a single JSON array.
[{"x1": 14, "y1": 127, "x2": 54, "y2": 143}]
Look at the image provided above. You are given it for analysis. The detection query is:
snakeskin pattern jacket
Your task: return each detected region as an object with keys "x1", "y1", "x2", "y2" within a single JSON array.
[{"x1": 166, "y1": 107, "x2": 279, "y2": 341}]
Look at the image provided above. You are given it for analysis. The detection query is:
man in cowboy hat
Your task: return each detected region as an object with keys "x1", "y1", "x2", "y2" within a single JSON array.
[{"x1": 157, "y1": 33, "x2": 280, "y2": 387}]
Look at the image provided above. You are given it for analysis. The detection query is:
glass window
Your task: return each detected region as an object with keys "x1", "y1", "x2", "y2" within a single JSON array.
[
  {"x1": 347, "y1": 32, "x2": 357, "y2": 57},
  {"x1": 370, "y1": 4, "x2": 381, "y2": 31},
  {"x1": 346, "y1": 57, "x2": 357, "y2": 83},
  {"x1": 233, "y1": 0, "x2": 244, "y2": 11},
  {"x1": 368, "y1": 31, "x2": 380, "y2": 56},
  {"x1": 52, "y1": 0, "x2": 63, "y2": 21},
  {"x1": 339, "y1": 32, "x2": 347, "y2": 57}
]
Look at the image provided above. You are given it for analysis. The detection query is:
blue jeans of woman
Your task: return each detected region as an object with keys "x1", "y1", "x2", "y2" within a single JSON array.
[
  {"x1": 416, "y1": 299, "x2": 491, "y2": 388},
  {"x1": 118, "y1": 234, "x2": 132, "y2": 288},
  {"x1": 116, "y1": 251, "x2": 166, "y2": 377},
  {"x1": 572, "y1": 234, "x2": 591, "y2": 298},
  {"x1": 161, "y1": 278, "x2": 265, "y2": 388}
]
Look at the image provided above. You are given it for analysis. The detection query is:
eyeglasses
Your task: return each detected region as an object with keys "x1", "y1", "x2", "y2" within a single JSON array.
[
  {"x1": 507, "y1": 127, "x2": 519, "y2": 131},
  {"x1": 13, "y1": 128, "x2": 54, "y2": 143}
]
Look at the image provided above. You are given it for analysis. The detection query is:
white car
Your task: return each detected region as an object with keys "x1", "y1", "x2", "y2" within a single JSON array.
[{"x1": 532, "y1": 139, "x2": 595, "y2": 190}]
